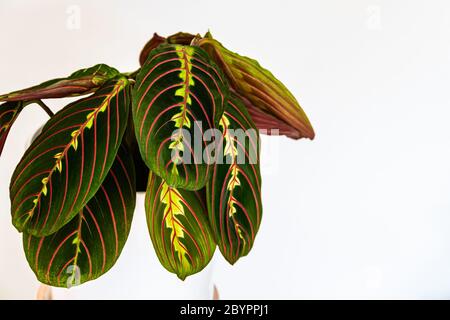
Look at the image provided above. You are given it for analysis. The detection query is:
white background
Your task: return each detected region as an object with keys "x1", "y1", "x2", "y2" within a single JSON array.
[{"x1": 1, "y1": 0, "x2": 450, "y2": 299}]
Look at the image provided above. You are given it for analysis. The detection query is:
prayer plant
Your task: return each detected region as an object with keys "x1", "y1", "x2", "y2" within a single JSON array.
[{"x1": 0, "y1": 31, "x2": 314, "y2": 287}]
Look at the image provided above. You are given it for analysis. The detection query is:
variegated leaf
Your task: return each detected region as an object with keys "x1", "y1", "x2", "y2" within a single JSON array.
[
  {"x1": 0, "y1": 64, "x2": 119, "y2": 102},
  {"x1": 10, "y1": 77, "x2": 131, "y2": 236},
  {"x1": 23, "y1": 145, "x2": 136, "y2": 287},
  {"x1": 145, "y1": 172, "x2": 216, "y2": 280},
  {"x1": 207, "y1": 93, "x2": 262, "y2": 264},
  {"x1": 197, "y1": 34, "x2": 315, "y2": 140},
  {"x1": 0, "y1": 101, "x2": 25, "y2": 156},
  {"x1": 133, "y1": 44, "x2": 228, "y2": 190}
]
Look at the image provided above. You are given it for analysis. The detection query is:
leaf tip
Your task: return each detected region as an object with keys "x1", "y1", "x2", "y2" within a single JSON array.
[
  {"x1": 224, "y1": 255, "x2": 240, "y2": 266},
  {"x1": 301, "y1": 124, "x2": 315, "y2": 140},
  {"x1": 177, "y1": 273, "x2": 188, "y2": 281}
]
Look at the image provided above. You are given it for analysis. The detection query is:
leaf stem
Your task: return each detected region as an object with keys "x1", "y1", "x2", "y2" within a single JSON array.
[{"x1": 35, "y1": 100, "x2": 54, "y2": 117}]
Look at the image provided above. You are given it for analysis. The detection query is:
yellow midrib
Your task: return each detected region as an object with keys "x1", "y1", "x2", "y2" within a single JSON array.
[
  {"x1": 169, "y1": 46, "x2": 195, "y2": 174},
  {"x1": 160, "y1": 182, "x2": 189, "y2": 268},
  {"x1": 22, "y1": 79, "x2": 126, "y2": 224},
  {"x1": 219, "y1": 114, "x2": 246, "y2": 244}
]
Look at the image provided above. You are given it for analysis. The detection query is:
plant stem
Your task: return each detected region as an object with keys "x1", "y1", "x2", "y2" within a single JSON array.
[{"x1": 35, "y1": 100, "x2": 54, "y2": 117}]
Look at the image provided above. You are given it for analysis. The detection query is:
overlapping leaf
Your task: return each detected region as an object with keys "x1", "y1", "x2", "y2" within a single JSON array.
[
  {"x1": 139, "y1": 32, "x2": 198, "y2": 66},
  {"x1": 197, "y1": 34, "x2": 315, "y2": 140},
  {"x1": 145, "y1": 173, "x2": 216, "y2": 280},
  {"x1": 122, "y1": 112, "x2": 151, "y2": 192},
  {"x1": 0, "y1": 101, "x2": 25, "y2": 156},
  {"x1": 133, "y1": 44, "x2": 228, "y2": 190},
  {"x1": 207, "y1": 93, "x2": 262, "y2": 264},
  {"x1": 0, "y1": 64, "x2": 119, "y2": 102},
  {"x1": 139, "y1": 33, "x2": 166, "y2": 66},
  {"x1": 237, "y1": 92, "x2": 306, "y2": 138},
  {"x1": 23, "y1": 145, "x2": 136, "y2": 287},
  {"x1": 166, "y1": 32, "x2": 197, "y2": 45},
  {"x1": 10, "y1": 77, "x2": 131, "y2": 236}
]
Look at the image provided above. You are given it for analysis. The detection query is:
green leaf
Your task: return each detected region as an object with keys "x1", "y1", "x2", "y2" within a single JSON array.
[
  {"x1": 0, "y1": 100, "x2": 56, "y2": 158},
  {"x1": 145, "y1": 172, "x2": 216, "y2": 280},
  {"x1": 198, "y1": 35, "x2": 315, "y2": 140},
  {"x1": 23, "y1": 145, "x2": 136, "y2": 287},
  {"x1": 0, "y1": 64, "x2": 119, "y2": 102},
  {"x1": 122, "y1": 113, "x2": 150, "y2": 192},
  {"x1": 0, "y1": 101, "x2": 24, "y2": 156},
  {"x1": 206, "y1": 93, "x2": 262, "y2": 265},
  {"x1": 10, "y1": 77, "x2": 131, "y2": 236},
  {"x1": 133, "y1": 44, "x2": 228, "y2": 190}
]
